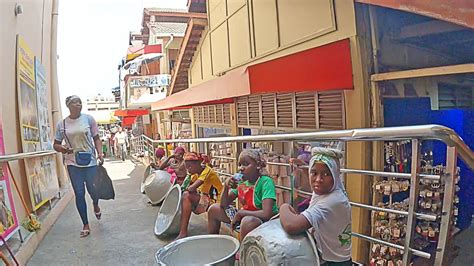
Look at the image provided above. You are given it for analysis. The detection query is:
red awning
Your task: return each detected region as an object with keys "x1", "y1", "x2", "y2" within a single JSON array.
[
  {"x1": 152, "y1": 39, "x2": 353, "y2": 111},
  {"x1": 121, "y1": 117, "x2": 137, "y2": 126},
  {"x1": 114, "y1": 109, "x2": 150, "y2": 116},
  {"x1": 355, "y1": 0, "x2": 474, "y2": 29},
  {"x1": 126, "y1": 44, "x2": 162, "y2": 62}
]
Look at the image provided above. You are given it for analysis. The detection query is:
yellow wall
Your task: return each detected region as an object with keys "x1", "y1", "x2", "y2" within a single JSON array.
[
  {"x1": 190, "y1": 0, "x2": 357, "y2": 86},
  {"x1": 1, "y1": 0, "x2": 64, "y2": 220}
]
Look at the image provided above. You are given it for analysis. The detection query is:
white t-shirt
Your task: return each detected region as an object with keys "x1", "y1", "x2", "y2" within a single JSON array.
[
  {"x1": 115, "y1": 132, "x2": 127, "y2": 145},
  {"x1": 302, "y1": 189, "x2": 352, "y2": 262}
]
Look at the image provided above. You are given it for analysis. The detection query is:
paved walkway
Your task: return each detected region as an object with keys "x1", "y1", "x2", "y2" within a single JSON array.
[{"x1": 28, "y1": 157, "x2": 208, "y2": 265}]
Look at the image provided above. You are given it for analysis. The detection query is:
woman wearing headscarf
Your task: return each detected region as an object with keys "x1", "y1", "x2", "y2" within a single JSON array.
[
  {"x1": 208, "y1": 149, "x2": 278, "y2": 240},
  {"x1": 53, "y1": 95, "x2": 104, "y2": 238},
  {"x1": 150, "y1": 147, "x2": 167, "y2": 170},
  {"x1": 159, "y1": 146, "x2": 187, "y2": 185},
  {"x1": 280, "y1": 147, "x2": 352, "y2": 265}
]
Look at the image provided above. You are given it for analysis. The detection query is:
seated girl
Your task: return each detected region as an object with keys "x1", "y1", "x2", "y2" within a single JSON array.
[
  {"x1": 280, "y1": 147, "x2": 352, "y2": 265},
  {"x1": 207, "y1": 149, "x2": 278, "y2": 240},
  {"x1": 150, "y1": 147, "x2": 167, "y2": 170},
  {"x1": 177, "y1": 152, "x2": 223, "y2": 239},
  {"x1": 159, "y1": 146, "x2": 187, "y2": 185}
]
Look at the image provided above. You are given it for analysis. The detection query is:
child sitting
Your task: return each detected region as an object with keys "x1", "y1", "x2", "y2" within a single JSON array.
[
  {"x1": 207, "y1": 149, "x2": 278, "y2": 240},
  {"x1": 176, "y1": 152, "x2": 223, "y2": 239},
  {"x1": 280, "y1": 147, "x2": 352, "y2": 265}
]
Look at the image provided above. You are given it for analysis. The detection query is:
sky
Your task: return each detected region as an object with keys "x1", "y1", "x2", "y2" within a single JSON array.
[{"x1": 57, "y1": 0, "x2": 187, "y2": 115}]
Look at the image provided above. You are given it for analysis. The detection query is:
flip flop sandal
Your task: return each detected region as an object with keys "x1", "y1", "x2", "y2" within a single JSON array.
[
  {"x1": 80, "y1": 229, "x2": 90, "y2": 238},
  {"x1": 95, "y1": 211, "x2": 102, "y2": 220}
]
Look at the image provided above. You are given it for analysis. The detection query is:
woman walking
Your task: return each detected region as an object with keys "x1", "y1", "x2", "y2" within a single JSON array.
[{"x1": 54, "y1": 95, "x2": 104, "y2": 237}]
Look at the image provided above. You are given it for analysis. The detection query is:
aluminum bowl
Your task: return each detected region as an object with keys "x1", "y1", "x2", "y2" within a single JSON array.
[
  {"x1": 155, "y1": 234, "x2": 240, "y2": 265},
  {"x1": 140, "y1": 165, "x2": 154, "y2": 194},
  {"x1": 144, "y1": 170, "x2": 173, "y2": 205},
  {"x1": 154, "y1": 184, "x2": 182, "y2": 236},
  {"x1": 240, "y1": 219, "x2": 320, "y2": 265}
]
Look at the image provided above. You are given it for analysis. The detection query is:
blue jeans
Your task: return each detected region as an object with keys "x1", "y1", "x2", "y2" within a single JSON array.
[{"x1": 67, "y1": 165, "x2": 99, "y2": 225}]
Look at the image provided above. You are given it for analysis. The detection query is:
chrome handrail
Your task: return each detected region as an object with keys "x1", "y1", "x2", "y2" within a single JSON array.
[{"x1": 0, "y1": 150, "x2": 57, "y2": 163}]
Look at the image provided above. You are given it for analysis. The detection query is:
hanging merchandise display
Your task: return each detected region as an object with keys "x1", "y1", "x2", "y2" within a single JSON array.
[
  {"x1": 369, "y1": 141, "x2": 460, "y2": 265},
  {"x1": 0, "y1": 110, "x2": 20, "y2": 241},
  {"x1": 16, "y1": 36, "x2": 59, "y2": 211}
]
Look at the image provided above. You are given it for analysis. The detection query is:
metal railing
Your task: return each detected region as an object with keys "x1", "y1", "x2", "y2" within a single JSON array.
[{"x1": 131, "y1": 124, "x2": 474, "y2": 265}]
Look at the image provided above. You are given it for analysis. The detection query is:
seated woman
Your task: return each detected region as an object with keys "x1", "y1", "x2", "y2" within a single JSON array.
[
  {"x1": 280, "y1": 147, "x2": 352, "y2": 265},
  {"x1": 159, "y1": 146, "x2": 187, "y2": 185},
  {"x1": 208, "y1": 149, "x2": 278, "y2": 240},
  {"x1": 177, "y1": 152, "x2": 223, "y2": 239},
  {"x1": 150, "y1": 147, "x2": 167, "y2": 170}
]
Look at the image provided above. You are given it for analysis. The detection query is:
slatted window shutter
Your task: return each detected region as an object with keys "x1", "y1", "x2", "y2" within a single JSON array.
[
  {"x1": 295, "y1": 92, "x2": 317, "y2": 129},
  {"x1": 248, "y1": 95, "x2": 261, "y2": 127},
  {"x1": 209, "y1": 105, "x2": 216, "y2": 124},
  {"x1": 276, "y1": 93, "x2": 293, "y2": 128},
  {"x1": 317, "y1": 91, "x2": 345, "y2": 130},
  {"x1": 216, "y1": 104, "x2": 223, "y2": 124},
  {"x1": 223, "y1": 104, "x2": 231, "y2": 125},
  {"x1": 261, "y1": 93, "x2": 276, "y2": 127},
  {"x1": 237, "y1": 96, "x2": 249, "y2": 126}
]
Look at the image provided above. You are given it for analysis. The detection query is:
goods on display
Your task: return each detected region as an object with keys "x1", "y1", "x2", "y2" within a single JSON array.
[{"x1": 369, "y1": 141, "x2": 459, "y2": 265}]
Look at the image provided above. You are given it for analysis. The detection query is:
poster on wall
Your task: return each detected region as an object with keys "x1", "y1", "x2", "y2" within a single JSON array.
[
  {"x1": 0, "y1": 109, "x2": 20, "y2": 241},
  {"x1": 33, "y1": 58, "x2": 59, "y2": 210},
  {"x1": 17, "y1": 35, "x2": 58, "y2": 211}
]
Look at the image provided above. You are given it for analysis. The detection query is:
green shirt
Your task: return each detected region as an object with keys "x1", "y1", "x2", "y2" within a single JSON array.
[{"x1": 232, "y1": 175, "x2": 279, "y2": 214}]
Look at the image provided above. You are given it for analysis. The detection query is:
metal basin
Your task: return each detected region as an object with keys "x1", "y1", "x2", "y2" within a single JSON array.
[
  {"x1": 140, "y1": 165, "x2": 153, "y2": 194},
  {"x1": 240, "y1": 219, "x2": 320, "y2": 265},
  {"x1": 144, "y1": 170, "x2": 173, "y2": 205},
  {"x1": 154, "y1": 184, "x2": 182, "y2": 236},
  {"x1": 155, "y1": 235, "x2": 240, "y2": 265}
]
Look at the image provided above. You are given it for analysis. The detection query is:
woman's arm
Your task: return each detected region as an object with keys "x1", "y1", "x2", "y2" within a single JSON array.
[
  {"x1": 279, "y1": 203, "x2": 311, "y2": 234},
  {"x1": 158, "y1": 155, "x2": 174, "y2": 170},
  {"x1": 234, "y1": 198, "x2": 275, "y2": 223},
  {"x1": 220, "y1": 181, "x2": 238, "y2": 208},
  {"x1": 93, "y1": 135, "x2": 104, "y2": 162},
  {"x1": 187, "y1": 179, "x2": 203, "y2": 193},
  {"x1": 53, "y1": 140, "x2": 71, "y2": 154}
]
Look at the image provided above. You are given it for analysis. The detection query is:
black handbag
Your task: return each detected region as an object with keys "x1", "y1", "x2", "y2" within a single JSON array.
[{"x1": 94, "y1": 164, "x2": 115, "y2": 200}]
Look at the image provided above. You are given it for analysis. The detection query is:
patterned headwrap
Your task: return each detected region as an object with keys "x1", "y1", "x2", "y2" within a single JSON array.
[
  {"x1": 184, "y1": 152, "x2": 202, "y2": 162},
  {"x1": 174, "y1": 146, "x2": 185, "y2": 154},
  {"x1": 65, "y1": 95, "x2": 81, "y2": 107},
  {"x1": 239, "y1": 148, "x2": 269, "y2": 176},
  {"x1": 155, "y1": 147, "x2": 165, "y2": 158},
  {"x1": 309, "y1": 147, "x2": 344, "y2": 193}
]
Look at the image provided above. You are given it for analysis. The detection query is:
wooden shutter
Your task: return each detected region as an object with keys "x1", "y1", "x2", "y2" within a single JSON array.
[
  {"x1": 261, "y1": 93, "x2": 276, "y2": 127},
  {"x1": 223, "y1": 104, "x2": 231, "y2": 125},
  {"x1": 317, "y1": 92, "x2": 344, "y2": 130},
  {"x1": 209, "y1": 105, "x2": 216, "y2": 124},
  {"x1": 216, "y1": 104, "x2": 223, "y2": 124},
  {"x1": 248, "y1": 95, "x2": 261, "y2": 127},
  {"x1": 237, "y1": 96, "x2": 249, "y2": 126},
  {"x1": 276, "y1": 93, "x2": 293, "y2": 128},
  {"x1": 295, "y1": 92, "x2": 316, "y2": 129}
]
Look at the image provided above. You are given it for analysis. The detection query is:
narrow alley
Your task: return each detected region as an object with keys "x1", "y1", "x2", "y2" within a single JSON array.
[{"x1": 27, "y1": 158, "x2": 208, "y2": 265}]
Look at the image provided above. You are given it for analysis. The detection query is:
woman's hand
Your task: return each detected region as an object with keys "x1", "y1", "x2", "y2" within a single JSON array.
[
  {"x1": 225, "y1": 177, "x2": 237, "y2": 189},
  {"x1": 231, "y1": 211, "x2": 243, "y2": 230},
  {"x1": 98, "y1": 153, "x2": 104, "y2": 164},
  {"x1": 289, "y1": 158, "x2": 304, "y2": 166}
]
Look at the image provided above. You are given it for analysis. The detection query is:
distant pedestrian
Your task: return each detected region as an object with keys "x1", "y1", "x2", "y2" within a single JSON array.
[{"x1": 53, "y1": 95, "x2": 104, "y2": 238}]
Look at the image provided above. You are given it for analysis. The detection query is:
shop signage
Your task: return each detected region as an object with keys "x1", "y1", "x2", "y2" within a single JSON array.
[
  {"x1": 0, "y1": 108, "x2": 20, "y2": 241},
  {"x1": 129, "y1": 74, "x2": 170, "y2": 88},
  {"x1": 16, "y1": 36, "x2": 59, "y2": 211}
]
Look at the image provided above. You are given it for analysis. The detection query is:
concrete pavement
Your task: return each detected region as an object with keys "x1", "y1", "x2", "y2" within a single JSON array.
[{"x1": 27, "y1": 157, "x2": 209, "y2": 266}]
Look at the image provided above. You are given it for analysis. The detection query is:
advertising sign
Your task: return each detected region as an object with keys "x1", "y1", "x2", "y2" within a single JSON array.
[
  {"x1": 129, "y1": 74, "x2": 170, "y2": 88},
  {"x1": 0, "y1": 110, "x2": 20, "y2": 241},
  {"x1": 17, "y1": 36, "x2": 58, "y2": 210},
  {"x1": 33, "y1": 59, "x2": 59, "y2": 210}
]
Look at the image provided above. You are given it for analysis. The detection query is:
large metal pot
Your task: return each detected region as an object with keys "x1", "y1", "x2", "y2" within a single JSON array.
[
  {"x1": 140, "y1": 165, "x2": 153, "y2": 194},
  {"x1": 154, "y1": 184, "x2": 182, "y2": 236},
  {"x1": 155, "y1": 235, "x2": 240, "y2": 265},
  {"x1": 144, "y1": 170, "x2": 173, "y2": 205},
  {"x1": 240, "y1": 219, "x2": 320, "y2": 265}
]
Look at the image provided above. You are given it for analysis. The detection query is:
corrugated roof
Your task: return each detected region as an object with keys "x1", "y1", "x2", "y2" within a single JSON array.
[{"x1": 150, "y1": 22, "x2": 187, "y2": 37}]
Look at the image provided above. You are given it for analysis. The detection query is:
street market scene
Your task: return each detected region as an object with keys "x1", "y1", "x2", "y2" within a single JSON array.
[{"x1": 0, "y1": 0, "x2": 474, "y2": 265}]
